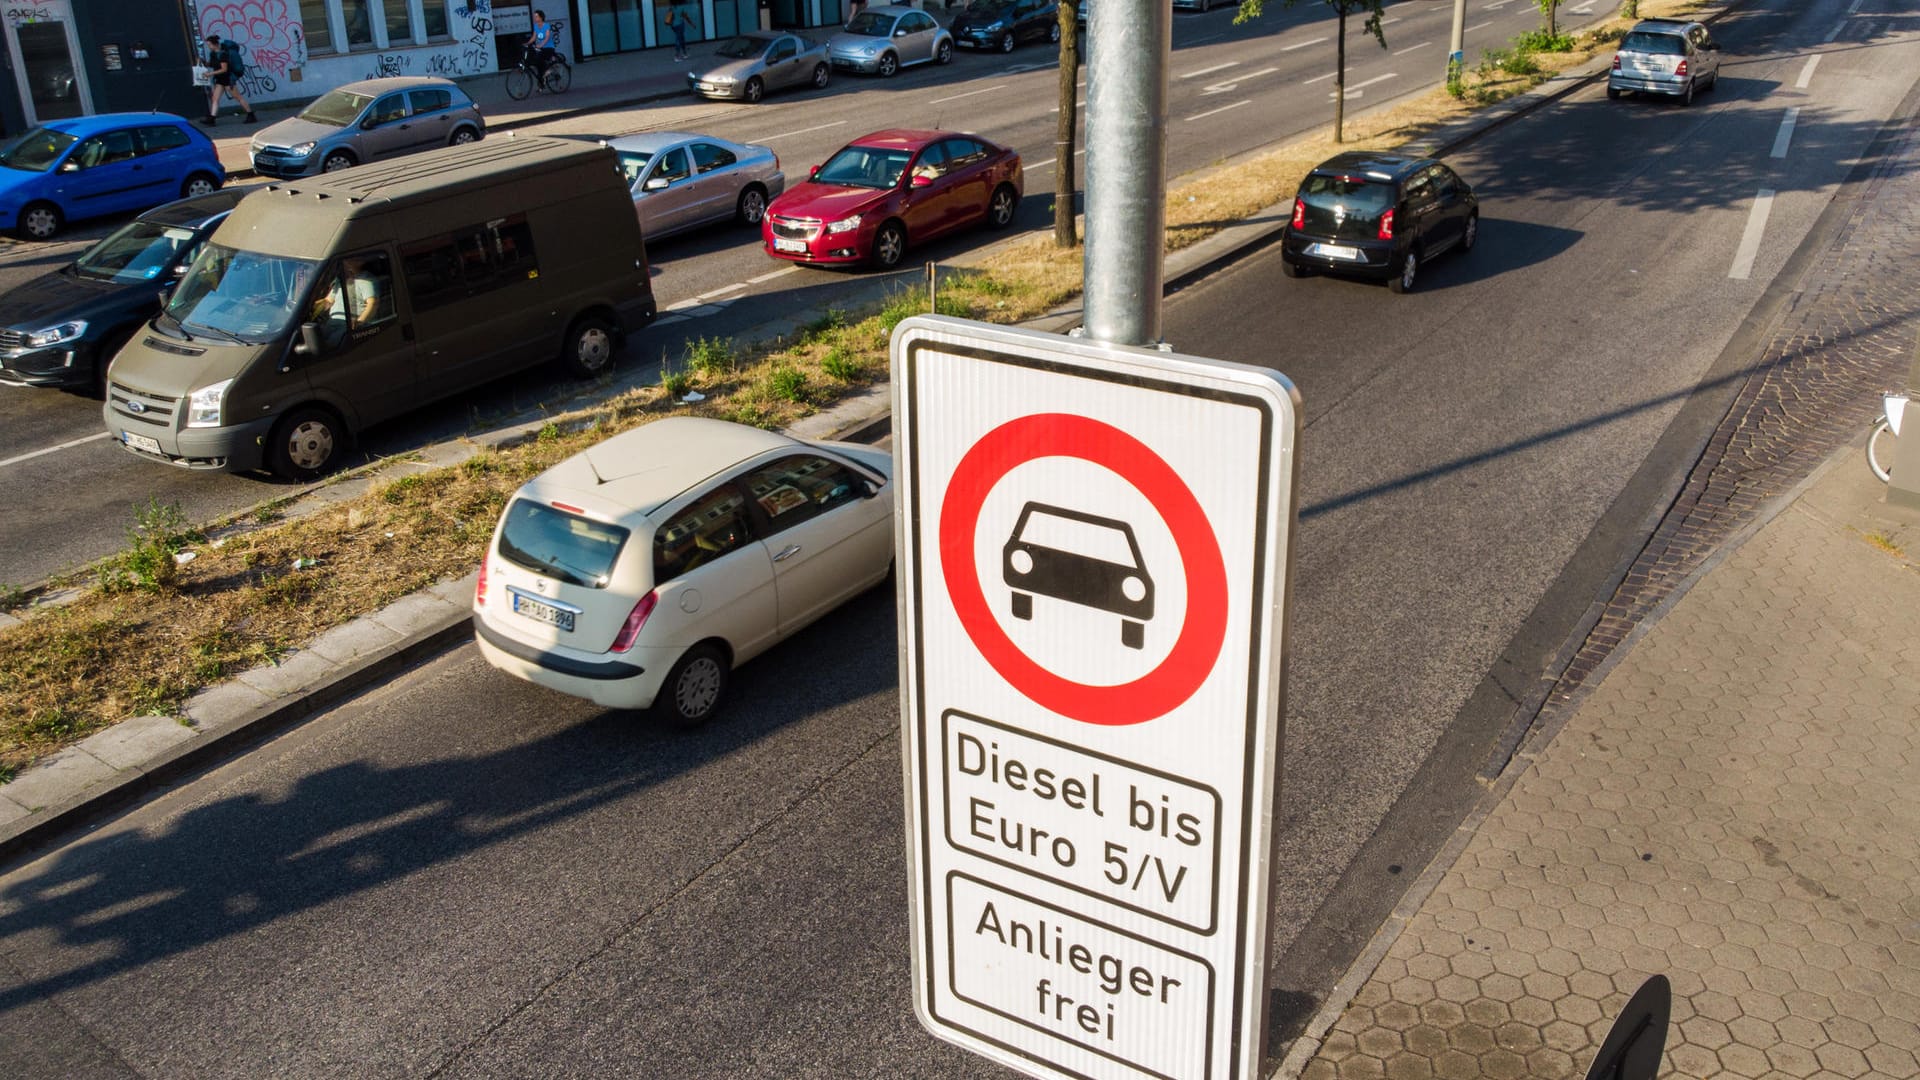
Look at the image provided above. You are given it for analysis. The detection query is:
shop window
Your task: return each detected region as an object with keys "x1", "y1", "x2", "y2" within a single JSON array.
[
  {"x1": 385, "y1": 0, "x2": 418, "y2": 44},
  {"x1": 424, "y1": 0, "x2": 451, "y2": 38},
  {"x1": 301, "y1": 0, "x2": 335, "y2": 52},
  {"x1": 342, "y1": 0, "x2": 377, "y2": 47}
]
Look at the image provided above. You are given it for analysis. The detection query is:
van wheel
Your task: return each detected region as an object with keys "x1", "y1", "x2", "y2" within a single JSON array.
[
  {"x1": 737, "y1": 185, "x2": 768, "y2": 225},
  {"x1": 268, "y1": 406, "x2": 345, "y2": 481},
  {"x1": 180, "y1": 172, "x2": 220, "y2": 198},
  {"x1": 322, "y1": 149, "x2": 356, "y2": 173},
  {"x1": 561, "y1": 315, "x2": 617, "y2": 378},
  {"x1": 655, "y1": 644, "x2": 728, "y2": 728},
  {"x1": 16, "y1": 201, "x2": 61, "y2": 241}
]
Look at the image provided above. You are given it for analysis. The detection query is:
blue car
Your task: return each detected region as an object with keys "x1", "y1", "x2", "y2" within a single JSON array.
[{"x1": 0, "y1": 113, "x2": 225, "y2": 241}]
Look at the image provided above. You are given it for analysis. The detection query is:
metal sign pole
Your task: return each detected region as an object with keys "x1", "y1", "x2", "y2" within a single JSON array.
[
  {"x1": 1082, "y1": 0, "x2": 1171, "y2": 347},
  {"x1": 1448, "y1": 0, "x2": 1467, "y2": 85}
]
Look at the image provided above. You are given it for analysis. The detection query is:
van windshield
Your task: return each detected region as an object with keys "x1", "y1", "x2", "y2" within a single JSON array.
[
  {"x1": 163, "y1": 242, "x2": 320, "y2": 344},
  {"x1": 74, "y1": 220, "x2": 200, "y2": 284}
]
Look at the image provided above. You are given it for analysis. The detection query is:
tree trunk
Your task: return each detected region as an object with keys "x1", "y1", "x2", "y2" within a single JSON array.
[
  {"x1": 1055, "y1": 4, "x2": 1079, "y2": 247},
  {"x1": 1334, "y1": 4, "x2": 1347, "y2": 143}
]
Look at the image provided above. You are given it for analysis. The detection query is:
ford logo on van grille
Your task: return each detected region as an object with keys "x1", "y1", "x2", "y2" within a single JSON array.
[{"x1": 126, "y1": 400, "x2": 147, "y2": 414}]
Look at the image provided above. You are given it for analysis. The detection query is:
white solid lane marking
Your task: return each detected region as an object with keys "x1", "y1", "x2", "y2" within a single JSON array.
[
  {"x1": 1344, "y1": 72, "x2": 1399, "y2": 91},
  {"x1": 1729, "y1": 188, "x2": 1775, "y2": 280},
  {"x1": 1186, "y1": 99, "x2": 1251, "y2": 122},
  {"x1": 1568, "y1": 0, "x2": 1595, "y2": 12},
  {"x1": 0, "y1": 431, "x2": 111, "y2": 470},
  {"x1": 1281, "y1": 36, "x2": 1328, "y2": 51},
  {"x1": 1025, "y1": 149, "x2": 1088, "y2": 171},
  {"x1": 1181, "y1": 61, "x2": 1240, "y2": 79},
  {"x1": 1381, "y1": 15, "x2": 1401, "y2": 25},
  {"x1": 746, "y1": 266, "x2": 798, "y2": 284},
  {"x1": 931, "y1": 84, "x2": 1005, "y2": 103},
  {"x1": 1305, "y1": 71, "x2": 1337, "y2": 84},
  {"x1": 1796, "y1": 54, "x2": 1820, "y2": 89},
  {"x1": 695, "y1": 282, "x2": 747, "y2": 302},
  {"x1": 1204, "y1": 65, "x2": 1278, "y2": 93},
  {"x1": 1467, "y1": 21, "x2": 1491, "y2": 32},
  {"x1": 1771, "y1": 108, "x2": 1800, "y2": 158},
  {"x1": 752, "y1": 120, "x2": 846, "y2": 142},
  {"x1": 1482, "y1": 0, "x2": 1511, "y2": 9},
  {"x1": 1394, "y1": 41, "x2": 1434, "y2": 55}
]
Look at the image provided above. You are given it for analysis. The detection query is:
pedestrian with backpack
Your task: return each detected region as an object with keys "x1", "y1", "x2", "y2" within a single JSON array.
[
  {"x1": 667, "y1": 5, "x2": 691, "y2": 61},
  {"x1": 201, "y1": 34, "x2": 257, "y2": 125}
]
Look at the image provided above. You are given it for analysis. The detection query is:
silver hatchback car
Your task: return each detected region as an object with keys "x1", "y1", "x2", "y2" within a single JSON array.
[
  {"x1": 1607, "y1": 19, "x2": 1722, "y2": 106},
  {"x1": 607, "y1": 131, "x2": 786, "y2": 239},
  {"x1": 249, "y1": 76, "x2": 485, "y2": 178},
  {"x1": 828, "y1": 5, "x2": 954, "y2": 77}
]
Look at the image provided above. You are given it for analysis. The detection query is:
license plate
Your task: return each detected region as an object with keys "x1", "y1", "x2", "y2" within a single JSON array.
[
  {"x1": 773, "y1": 237, "x2": 808, "y2": 254},
  {"x1": 121, "y1": 430, "x2": 162, "y2": 455},
  {"x1": 512, "y1": 592, "x2": 575, "y2": 632},
  {"x1": 1308, "y1": 242, "x2": 1363, "y2": 262}
]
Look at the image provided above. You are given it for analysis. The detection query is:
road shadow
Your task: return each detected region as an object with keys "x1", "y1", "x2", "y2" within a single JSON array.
[{"x1": 0, "y1": 584, "x2": 897, "y2": 1017}]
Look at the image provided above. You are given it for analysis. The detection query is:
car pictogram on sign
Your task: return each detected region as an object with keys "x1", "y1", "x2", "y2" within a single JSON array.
[{"x1": 1002, "y1": 502, "x2": 1155, "y2": 649}]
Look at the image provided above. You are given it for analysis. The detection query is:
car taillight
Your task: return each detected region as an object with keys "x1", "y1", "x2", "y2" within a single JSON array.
[
  {"x1": 1675, "y1": 59, "x2": 1688, "y2": 77},
  {"x1": 1291, "y1": 197, "x2": 1305, "y2": 229},
  {"x1": 1612, "y1": 53, "x2": 1620, "y2": 70},
  {"x1": 1378, "y1": 208, "x2": 1394, "y2": 241},
  {"x1": 476, "y1": 560, "x2": 489, "y2": 606},
  {"x1": 610, "y1": 590, "x2": 659, "y2": 653}
]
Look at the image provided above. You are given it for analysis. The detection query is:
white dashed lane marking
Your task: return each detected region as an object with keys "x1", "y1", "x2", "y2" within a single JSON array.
[{"x1": 1729, "y1": 188, "x2": 1775, "y2": 280}]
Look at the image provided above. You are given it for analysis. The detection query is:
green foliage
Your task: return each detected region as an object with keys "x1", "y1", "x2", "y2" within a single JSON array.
[
  {"x1": 537, "y1": 420, "x2": 562, "y2": 443},
  {"x1": 685, "y1": 335, "x2": 738, "y2": 376},
  {"x1": 799, "y1": 307, "x2": 849, "y2": 343},
  {"x1": 462, "y1": 452, "x2": 502, "y2": 478},
  {"x1": 661, "y1": 369, "x2": 691, "y2": 398},
  {"x1": 766, "y1": 364, "x2": 810, "y2": 404},
  {"x1": 1515, "y1": 29, "x2": 1573, "y2": 52},
  {"x1": 878, "y1": 290, "x2": 925, "y2": 335},
  {"x1": 1621, "y1": 0, "x2": 1637, "y2": 15},
  {"x1": 821, "y1": 345, "x2": 864, "y2": 382},
  {"x1": 1479, "y1": 46, "x2": 1540, "y2": 77},
  {"x1": 380, "y1": 474, "x2": 427, "y2": 504},
  {"x1": 0, "y1": 583, "x2": 26, "y2": 612},
  {"x1": 100, "y1": 498, "x2": 196, "y2": 594}
]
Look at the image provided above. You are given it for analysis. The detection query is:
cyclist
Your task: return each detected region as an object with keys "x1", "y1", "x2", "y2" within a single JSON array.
[{"x1": 524, "y1": 10, "x2": 558, "y2": 83}]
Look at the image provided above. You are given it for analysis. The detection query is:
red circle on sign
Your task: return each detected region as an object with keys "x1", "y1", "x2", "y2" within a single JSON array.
[{"x1": 938, "y1": 413, "x2": 1229, "y2": 725}]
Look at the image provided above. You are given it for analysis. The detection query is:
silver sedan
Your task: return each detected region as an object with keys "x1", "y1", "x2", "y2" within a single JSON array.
[
  {"x1": 607, "y1": 132, "x2": 786, "y2": 239},
  {"x1": 687, "y1": 32, "x2": 831, "y2": 103}
]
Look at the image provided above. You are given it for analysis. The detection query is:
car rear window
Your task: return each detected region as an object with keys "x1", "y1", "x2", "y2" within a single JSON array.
[
  {"x1": 1621, "y1": 31, "x2": 1685, "y2": 55},
  {"x1": 1297, "y1": 174, "x2": 1394, "y2": 240},
  {"x1": 498, "y1": 498, "x2": 630, "y2": 588}
]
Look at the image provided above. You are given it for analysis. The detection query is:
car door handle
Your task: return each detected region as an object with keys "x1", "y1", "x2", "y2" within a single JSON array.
[{"x1": 773, "y1": 544, "x2": 802, "y2": 562}]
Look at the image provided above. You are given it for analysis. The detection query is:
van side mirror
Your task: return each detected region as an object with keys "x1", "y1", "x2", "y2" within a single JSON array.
[
  {"x1": 643, "y1": 176, "x2": 670, "y2": 191},
  {"x1": 294, "y1": 321, "x2": 323, "y2": 358}
]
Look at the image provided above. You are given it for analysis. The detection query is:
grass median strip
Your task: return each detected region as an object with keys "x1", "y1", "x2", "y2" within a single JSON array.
[{"x1": 0, "y1": 0, "x2": 1704, "y2": 778}]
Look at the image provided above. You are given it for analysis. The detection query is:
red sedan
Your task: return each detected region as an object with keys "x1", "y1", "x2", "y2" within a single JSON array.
[{"x1": 762, "y1": 128, "x2": 1022, "y2": 269}]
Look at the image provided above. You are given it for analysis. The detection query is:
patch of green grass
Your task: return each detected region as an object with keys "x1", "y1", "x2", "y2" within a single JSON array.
[
  {"x1": 821, "y1": 345, "x2": 864, "y2": 382},
  {"x1": 254, "y1": 496, "x2": 294, "y2": 525},
  {"x1": 0, "y1": 583, "x2": 26, "y2": 612},
  {"x1": 99, "y1": 498, "x2": 196, "y2": 594},
  {"x1": 686, "y1": 336, "x2": 738, "y2": 377},
  {"x1": 766, "y1": 365, "x2": 810, "y2": 404},
  {"x1": 537, "y1": 420, "x2": 562, "y2": 443},
  {"x1": 1863, "y1": 531, "x2": 1907, "y2": 559},
  {"x1": 1515, "y1": 29, "x2": 1574, "y2": 53},
  {"x1": 0, "y1": 763, "x2": 14, "y2": 785}
]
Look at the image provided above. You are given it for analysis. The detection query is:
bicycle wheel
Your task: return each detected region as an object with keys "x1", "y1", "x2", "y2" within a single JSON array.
[
  {"x1": 1867, "y1": 417, "x2": 1898, "y2": 482},
  {"x1": 544, "y1": 61, "x2": 572, "y2": 94},
  {"x1": 505, "y1": 66, "x2": 534, "y2": 100}
]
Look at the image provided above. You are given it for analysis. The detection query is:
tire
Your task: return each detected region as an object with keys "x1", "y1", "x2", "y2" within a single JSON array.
[
  {"x1": 737, "y1": 184, "x2": 768, "y2": 226},
  {"x1": 449, "y1": 126, "x2": 479, "y2": 145},
  {"x1": 560, "y1": 315, "x2": 617, "y2": 378},
  {"x1": 1606, "y1": 84, "x2": 1622, "y2": 101},
  {"x1": 936, "y1": 39, "x2": 954, "y2": 64},
  {"x1": 1281, "y1": 257, "x2": 1303, "y2": 279},
  {"x1": 267, "y1": 405, "x2": 345, "y2": 482},
  {"x1": 16, "y1": 201, "x2": 61, "y2": 241},
  {"x1": 987, "y1": 183, "x2": 1018, "y2": 229},
  {"x1": 1679, "y1": 78, "x2": 1694, "y2": 106},
  {"x1": 871, "y1": 220, "x2": 906, "y2": 270},
  {"x1": 321, "y1": 149, "x2": 356, "y2": 173},
  {"x1": 1388, "y1": 249, "x2": 1417, "y2": 294},
  {"x1": 505, "y1": 67, "x2": 534, "y2": 100},
  {"x1": 180, "y1": 172, "x2": 219, "y2": 198},
  {"x1": 1867, "y1": 417, "x2": 1898, "y2": 483},
  {"x1": 1460, "y1": 211, "x2": 1478, "y2": 253},
  {"x1": 811, "y1": 62, "x2": 830, "y2": 89},
  {"x1": 1048, "y1": 22, "x2": 1060, "y2": 43},
  {"x1": 655, "y1": 644, "x2": 728, "y2": 728},
  {"x1": 1707, "y1": 68, "x2": 1719, "y2": 92},
  {"x1": 743, "y1": 76, "x2": 764, "y2": 103},
  {"x1": 85, "y1": 325, "x2": 138, "y2": 399},
  {"x1": 544, "y1": 61, "x2": 572, "y2": 93},
  {"x1": 998, "y1": 32, "x2": 1015, "y2": 53},
  {"x1": 878, "y1": 51, "x2": 899, "y2": 77}
]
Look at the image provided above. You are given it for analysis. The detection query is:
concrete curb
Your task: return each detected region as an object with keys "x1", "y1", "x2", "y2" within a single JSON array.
[{"x1": 0, "y1": 10, "x2": 1652, "y2": 863}]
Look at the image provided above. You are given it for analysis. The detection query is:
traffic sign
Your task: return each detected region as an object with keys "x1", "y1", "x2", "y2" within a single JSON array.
[{"x1": 893, "y1": 316, "x2": 1300, "y2": 1080}]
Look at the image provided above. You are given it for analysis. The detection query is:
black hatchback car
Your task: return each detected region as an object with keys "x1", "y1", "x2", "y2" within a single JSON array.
[
  {"x1": 0, "y1": 187, "x2": 247, "y2": 393},
  {"x1": 1280, "y1": 152, "x2": 1478, "y2": 294},
  {"x1": 952, "y1": 0, "x2": 1061, "y2": 52}
]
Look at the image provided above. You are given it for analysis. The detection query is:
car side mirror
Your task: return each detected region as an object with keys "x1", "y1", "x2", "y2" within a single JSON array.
[
  {"x1": 644, "y1": 176, "x2": 670, "y2": 191},
  {"x1": 59, "y1": 160, "x2": 81, "y2": 173},
  {"x1": 294, "y1": 321, "x2": 323, "y2": 358},
  {"x1": 361, "y1": 116, "x2": 378, "y2": 130},
  {"x1": 809, "y1": 164, "x2": 820, "y2": 178},
  {"x1": 911, "y1": 174, "x2": 933, "y2": 188},
  {"x1": 863, "y1": 478, "x2": 882, "y2": 499}
]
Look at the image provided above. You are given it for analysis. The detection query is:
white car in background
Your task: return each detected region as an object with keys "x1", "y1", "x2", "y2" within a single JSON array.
[{"x1": 473, "y1": 417, "x2": 893, "y2": 726}]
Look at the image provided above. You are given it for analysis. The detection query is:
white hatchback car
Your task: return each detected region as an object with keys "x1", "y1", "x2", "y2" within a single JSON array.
[{"x1": 473, "y1": 416, "x2": 893, "y2": 725}]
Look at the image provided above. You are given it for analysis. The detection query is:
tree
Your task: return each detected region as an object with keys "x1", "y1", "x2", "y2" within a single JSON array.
[
  {"x1": 1236, "y1": 0, "x2": 1386, "y2": 144},
  {"x1": 1055, "y1": 3, "x2": 1080, "y2": 248},
  {"x1": 1536, "y1": 0, "x2": 1560, "y2": 38}
]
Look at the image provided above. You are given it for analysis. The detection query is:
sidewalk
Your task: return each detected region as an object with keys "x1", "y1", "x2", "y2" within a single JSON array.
[{"x1": 203, "y1": 4, "x2": 965, "y2": 179}]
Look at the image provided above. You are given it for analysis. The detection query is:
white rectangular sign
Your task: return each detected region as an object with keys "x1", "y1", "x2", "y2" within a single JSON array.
[{"x1": 894, "y1": 317, "x2": 1300, "y2": 1080}]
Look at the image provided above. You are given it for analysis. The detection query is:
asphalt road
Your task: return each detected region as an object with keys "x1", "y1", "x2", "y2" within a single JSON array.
[
  {"x1": 0, "y1": 0, "x2": 1595, "y2": 587},
  {"x1": 3, "y1": 0, "x2": 1916, "y2": 1076}
]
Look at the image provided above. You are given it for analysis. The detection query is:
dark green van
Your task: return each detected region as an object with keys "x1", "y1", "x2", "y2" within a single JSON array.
[{"x1": 103, "y1": 136, "x2": 655, "y2": 480}]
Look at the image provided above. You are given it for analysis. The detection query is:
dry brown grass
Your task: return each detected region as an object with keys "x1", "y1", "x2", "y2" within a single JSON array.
[{"x1": 0, "y1": 0, "x2": 1694, "y2": 777}]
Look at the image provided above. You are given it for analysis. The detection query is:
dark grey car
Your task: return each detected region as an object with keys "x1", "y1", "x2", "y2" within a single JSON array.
[
  {"x1": 249, "y1": 77, "x2": 485, "y2": 178},
  {"x1": 688, "y1": 32, "x2": 831, "y2": 103}
]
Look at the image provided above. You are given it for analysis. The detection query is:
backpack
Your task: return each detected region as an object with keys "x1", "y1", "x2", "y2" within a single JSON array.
[{"x1": 220, "y1": 39, "x2": 246, "y2": 77}]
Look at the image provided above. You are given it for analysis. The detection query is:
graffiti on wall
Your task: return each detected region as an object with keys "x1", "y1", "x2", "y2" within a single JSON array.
[{"x1": 189, "y1": 0, "x2": 502, "y2": 104}]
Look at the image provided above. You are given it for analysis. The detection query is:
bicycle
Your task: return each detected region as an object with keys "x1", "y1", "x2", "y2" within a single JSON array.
[
  {"x1": 1866, "y1": 390, "x2": 1908, "y2": 482},
  {"x1": 505, "y1": 49, "x2": 572, "y2": 100}
]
